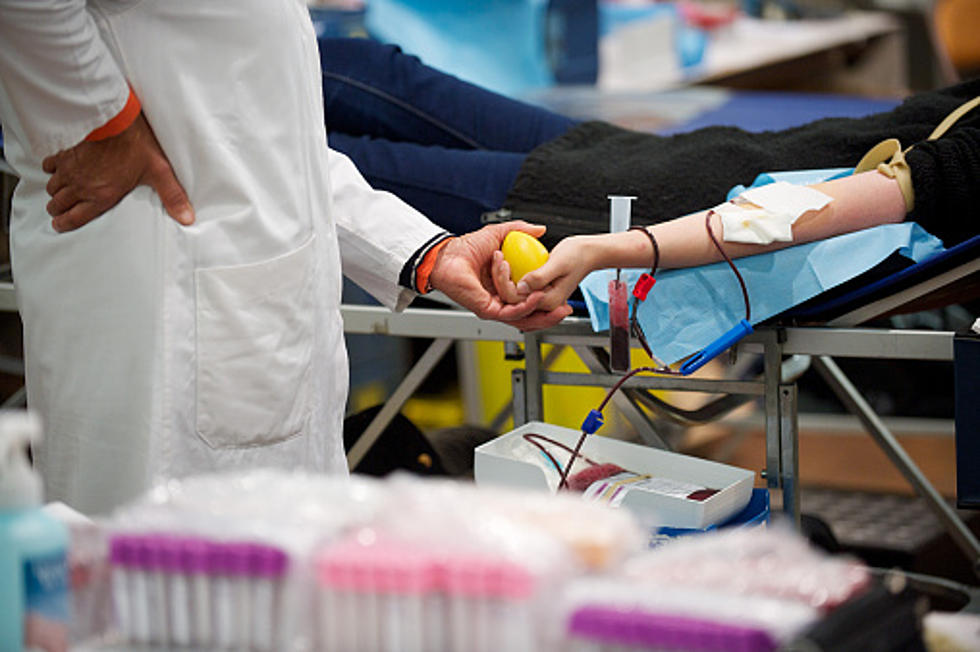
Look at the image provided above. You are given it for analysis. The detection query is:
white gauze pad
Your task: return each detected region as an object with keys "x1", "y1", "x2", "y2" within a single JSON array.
[{"x1": 720, "y1": 181, "x2": 833, "y2": 244}]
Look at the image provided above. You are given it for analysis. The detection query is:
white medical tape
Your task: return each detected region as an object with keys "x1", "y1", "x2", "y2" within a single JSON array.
[{"x1": 718, "y1": 181, "x2": 833, "y2": 245}]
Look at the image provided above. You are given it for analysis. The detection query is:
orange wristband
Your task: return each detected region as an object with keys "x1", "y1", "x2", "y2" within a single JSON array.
[
  {"x1": 85, "y1": 88, "x2": 141, "y2": 142},
  {"x1": 415, "y1": 237, "x2": 455, "y2": 293}
]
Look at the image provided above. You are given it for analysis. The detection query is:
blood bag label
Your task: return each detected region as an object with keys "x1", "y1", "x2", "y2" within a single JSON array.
[{"x1": 584, "y1": 472, "x2": 708, "y2": 507}]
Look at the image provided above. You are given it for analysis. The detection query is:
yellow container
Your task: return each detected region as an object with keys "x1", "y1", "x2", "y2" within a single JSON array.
[{"x1": 473, "y1": 341, "x2": 653, "y2": 434}]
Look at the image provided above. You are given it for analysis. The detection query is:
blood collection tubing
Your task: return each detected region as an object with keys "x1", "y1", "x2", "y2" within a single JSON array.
[
  {"x1": 522, "y1": 433, "x2": 603, "y2": 487},
  {"x1": 557, "y1": 214, "x2": 755, "y2": 490},
  {"x1": 677, "y1": 211, "x2": 753, "y2": 375},
  {"x1": 627, "y1": 218, "x2": 752, "y2": 376}
]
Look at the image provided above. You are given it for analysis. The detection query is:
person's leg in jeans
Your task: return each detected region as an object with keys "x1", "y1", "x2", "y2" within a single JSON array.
[
  {"x1": 318, "y1": 38, "x2": 577, "y2": 231},
  {"x1": 318, "y1": 37, "x2": 577, "y2": 151},
  {"x1": 330, "y1": 132, "x2": 526, "y2": 234}
]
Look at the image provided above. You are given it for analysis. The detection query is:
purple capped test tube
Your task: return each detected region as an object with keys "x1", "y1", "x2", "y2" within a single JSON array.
[
  {"x1": 248, "y1": 543, "x2": 289, "y2": 651},
  {"x1": 140, "y1": 535, "x2": 171, "y2": 646},
  {"x1": 568, "y1": 606, "x2": 778, "y2": 652},
  {"x1": 151, "y1": 537, "x2": 190, "y2": 647},
  {"x1": 108, "y1": 536, "x2": 135, "y2": 641},
  {"x1": 227, "y1": 542, "x2": 253, "y2": 649},
  {"x1": 125, "y1": 535, "x2": 153, "y2": 646},
  {"x1": 178, "y1": 537, "x2": 213, "y2": 648},
  {"x1": 208, "y1": 541, "x2": 236, "y2": 649},
  {"x1": 250, "y1": 543, "x2": 288, "y2": 578}
]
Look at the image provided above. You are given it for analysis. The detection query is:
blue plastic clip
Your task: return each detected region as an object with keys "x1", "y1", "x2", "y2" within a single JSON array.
[
  {"x1": 678, "y1": 319, "x2": 754, "y2": 376},
  {"x1": 581, "y1": 409, "x2": 604, "y2": 434}
]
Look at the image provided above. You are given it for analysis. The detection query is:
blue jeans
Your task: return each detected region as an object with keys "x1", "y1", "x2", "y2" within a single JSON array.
[{"x1": 318, "y1": 38, "x2": 578, "y2": 234}]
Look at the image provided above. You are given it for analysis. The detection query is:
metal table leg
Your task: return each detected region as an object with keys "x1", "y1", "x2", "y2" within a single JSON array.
[
  {"x1": 813, "y1": 355, "x2": 980, "y2": 579},
  {"x1": 511, "y1": 368, "x2": 528, "y2": 426},
  {"x1": 762, "y1": 329, "x2": 784, "y2": 496},
  {"x1": 523, "y1": 331, "x2": 544, "y2": 422},
  {"x1": 779, "y1": 383, "x2": 800, "y2": 527}
]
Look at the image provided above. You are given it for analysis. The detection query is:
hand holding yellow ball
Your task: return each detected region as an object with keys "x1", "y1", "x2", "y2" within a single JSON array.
[{"x1": 501, "y1": 231, "x2": 549, "y2": 283}]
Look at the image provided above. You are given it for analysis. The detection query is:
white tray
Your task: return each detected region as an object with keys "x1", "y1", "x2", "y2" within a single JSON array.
[{"x1": 474, "y1": 421, "x2": 755, "y2": 530}]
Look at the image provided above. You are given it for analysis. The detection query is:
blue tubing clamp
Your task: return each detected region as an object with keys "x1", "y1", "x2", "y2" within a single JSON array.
[
  {"x1": 581, "y1": 409, "x2": 604, "y2": 435},
  {"x1": 678, "y1": 319, "x2": 754, "y2": 376}
]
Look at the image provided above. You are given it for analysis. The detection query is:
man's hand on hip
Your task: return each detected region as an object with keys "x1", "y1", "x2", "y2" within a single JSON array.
[{"x1": 42, "y1": 111, "x2": 195, "y2": 232}]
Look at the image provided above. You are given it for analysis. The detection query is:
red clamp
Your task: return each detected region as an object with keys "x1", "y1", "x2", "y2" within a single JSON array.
[{"x1": 632, "y1": 274, "x2": 656, "y2": 301}]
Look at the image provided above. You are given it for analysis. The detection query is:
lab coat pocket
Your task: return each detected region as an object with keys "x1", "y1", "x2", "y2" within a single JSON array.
[{"x1": 195, "y1": 236, "x2": 316, "y2": 449}]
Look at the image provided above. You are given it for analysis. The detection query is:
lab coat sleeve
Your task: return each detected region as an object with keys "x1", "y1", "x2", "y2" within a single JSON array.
[
  {"x1": 0, "y1": 0, "x2": 132, "y2": 158},
  {"x1": 328, "y1": 147, "x2": 448, "y2": 311}
]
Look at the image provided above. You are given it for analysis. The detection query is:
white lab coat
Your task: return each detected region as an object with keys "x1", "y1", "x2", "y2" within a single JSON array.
[{"x1": 0, "y1": 0, "x2": 446, "y2": 515}]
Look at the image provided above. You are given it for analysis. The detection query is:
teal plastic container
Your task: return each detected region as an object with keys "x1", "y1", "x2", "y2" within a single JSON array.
[{"x1": 0, "y1": 412, "x2": 70, "y2": 651}]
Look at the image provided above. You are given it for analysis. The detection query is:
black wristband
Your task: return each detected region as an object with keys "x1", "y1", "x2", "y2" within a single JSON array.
[{"x1": 398, "y1": 231, "x2": 454, "y2": 292}]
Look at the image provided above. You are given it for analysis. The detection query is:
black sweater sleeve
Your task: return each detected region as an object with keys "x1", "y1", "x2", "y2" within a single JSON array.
[
  {"x1": 907, "y1": 126, "x2": 980, "y2": 247},
  {"x1": 506, "y1": 79, "x2": 980, "y2": 248}
]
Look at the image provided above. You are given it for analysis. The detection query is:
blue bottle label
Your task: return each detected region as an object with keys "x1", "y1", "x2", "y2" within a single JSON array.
[{"x1": 23, "y1": 551, "x2": 69, "y2": 652}]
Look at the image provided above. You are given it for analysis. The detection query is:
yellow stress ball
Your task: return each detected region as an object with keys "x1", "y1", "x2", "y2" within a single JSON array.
[{"x1": 501, "y1": 231, "x2": 549, "y2": 283}]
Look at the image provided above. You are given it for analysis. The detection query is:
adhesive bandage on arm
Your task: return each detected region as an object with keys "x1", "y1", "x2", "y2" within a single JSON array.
[{"x1": 716, "y1": 181, "x2": 833, "y2": 244}]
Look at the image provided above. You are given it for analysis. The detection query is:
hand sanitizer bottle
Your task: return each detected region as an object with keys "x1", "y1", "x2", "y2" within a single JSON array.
[{"x1": 0, "y1": 411, "x2": 70, "y2": 651}]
